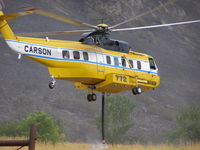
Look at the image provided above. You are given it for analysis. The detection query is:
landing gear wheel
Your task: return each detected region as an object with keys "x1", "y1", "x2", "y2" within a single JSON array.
[
  {"x1": 49, "y1": 76, "x2": 56, "y2": 89},
  {"x1": 137, "y1": 87, "x2": 142, "y2": 94},
  {"x1": 132, "y1": 87, "x2": 137, "y2": 95},
  {"x1": 132, "y1": 87, "x2": 142, "y2": 95},
  {"x1": 87, "y1": 94, "x2": 93, "y2": 102},
  {"x1": 87, "y1": 93, "x2": 97, "y2": 102},
  {"x1": 49, "y1": 82, "x2": 55, "y2": 89},
  {"x1": 91, "y1": 93, "x2": 97, "y2": 101}
]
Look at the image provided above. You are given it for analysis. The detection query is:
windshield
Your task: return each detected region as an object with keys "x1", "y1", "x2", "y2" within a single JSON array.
[{"x1": 149, "y1": 57, "x2": 156, "y2": 70}]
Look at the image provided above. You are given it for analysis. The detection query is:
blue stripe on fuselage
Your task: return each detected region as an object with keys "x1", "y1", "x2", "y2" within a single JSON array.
[
  {"x1": 6, "y1": 40, "x2": 158, "y2": 75},
  {"x1": 23, "y1": 53, "x2": 158, "y2": 75}
]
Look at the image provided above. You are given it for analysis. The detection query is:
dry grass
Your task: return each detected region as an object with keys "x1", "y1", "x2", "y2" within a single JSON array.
[{"x1": 0, "y1": 137, "x2": 200, "y2": 150}]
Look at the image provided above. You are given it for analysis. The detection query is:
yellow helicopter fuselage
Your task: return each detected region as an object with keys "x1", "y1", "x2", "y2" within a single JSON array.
[{"x1": 0, "y1": 11, "x2": 160, "y2": 94}]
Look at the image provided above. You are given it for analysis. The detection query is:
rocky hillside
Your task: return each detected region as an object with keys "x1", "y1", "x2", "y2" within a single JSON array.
[{"x1": 0, "y1": 0, "x2": 200, "y2": 143}]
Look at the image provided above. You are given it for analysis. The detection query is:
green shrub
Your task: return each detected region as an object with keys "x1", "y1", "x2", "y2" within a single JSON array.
[
  {"x1": 96, "y1": 94, "x2": 135, "y2": 144},
  {"x1": 0, "y1": 112, "x2": 64, "y2": 144},
  {"x1": 168, "y1": 105, "x2": 200, "y2": 143}
]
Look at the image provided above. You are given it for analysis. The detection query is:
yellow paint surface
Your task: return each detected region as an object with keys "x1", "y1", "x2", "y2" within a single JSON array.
[{"x1": 0, "y1": 12, "x2": 160, "y2": 93}]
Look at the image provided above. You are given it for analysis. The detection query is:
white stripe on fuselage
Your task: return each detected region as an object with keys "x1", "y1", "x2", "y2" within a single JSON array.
[
  {"x1": 5, "y1": 40, "x2": 158, "y2": 75},
  {"x1": 6, "y1": 40, "x2": 60, "y2": 58}
]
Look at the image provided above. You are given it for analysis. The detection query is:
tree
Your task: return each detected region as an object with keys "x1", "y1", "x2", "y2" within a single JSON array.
[
  {"x1": 0, "y1": 112, "x2": 64, "y2": 144},
  {"x1": 168, "y1": 105, "x2": 200, "y2": 143},
  {"x1": 96, "y1": 94, "x2": 135, "y2": 144}
]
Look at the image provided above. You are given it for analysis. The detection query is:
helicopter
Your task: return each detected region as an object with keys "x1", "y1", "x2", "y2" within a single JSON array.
[{"x1": 0, "y1": 1, "x2": 200, "y2": 102}]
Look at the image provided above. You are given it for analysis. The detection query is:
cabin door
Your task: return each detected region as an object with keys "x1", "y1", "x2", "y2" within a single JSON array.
[{"x1": 96, "y1": 52, "x2": 105, "y2": 74}]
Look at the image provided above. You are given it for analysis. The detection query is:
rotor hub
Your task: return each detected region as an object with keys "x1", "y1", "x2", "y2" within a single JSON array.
[{"x1": 96, "y1": 24, "x2": 109, "y2": 32}]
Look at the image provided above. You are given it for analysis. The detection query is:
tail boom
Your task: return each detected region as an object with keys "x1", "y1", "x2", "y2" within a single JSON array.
[
  {"x1": 0, "y1": 11, "x2": 16, "y2": 39},
  {"x1": 0, "y1": 10, "x2": 33, "y2": 40}
]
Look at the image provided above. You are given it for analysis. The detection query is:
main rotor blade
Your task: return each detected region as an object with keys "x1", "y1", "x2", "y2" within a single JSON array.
[
  {"x1": 111, "y1": 20, "x2": 200, "y2": 32},
  {"x1": 110, "y1": 0, "x2": 176, "y2": 29},
  {"x1": 14, "y1": 29, "x2": 93, "y2": 37},
  {"x1": 0, "y1": 10, "x2": 33, "y2": 20},
  {"x1": 21, "y1": 7, "x2": 97, "y2": 29}
]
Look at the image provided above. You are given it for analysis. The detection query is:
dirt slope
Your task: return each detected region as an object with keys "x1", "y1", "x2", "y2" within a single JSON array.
[{"x1": 0, "y1": 0, "x2": 199, "y2": 143}]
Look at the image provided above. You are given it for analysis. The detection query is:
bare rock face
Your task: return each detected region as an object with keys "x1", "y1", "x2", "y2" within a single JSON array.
[{"x1": 0, "y1": 0, "x2": 200, "y2": 143}]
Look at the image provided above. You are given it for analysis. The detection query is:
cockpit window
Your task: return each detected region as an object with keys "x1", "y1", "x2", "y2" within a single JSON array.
[{"x1": 149, "y1": 58, "x2": 156, "y2": 70}]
